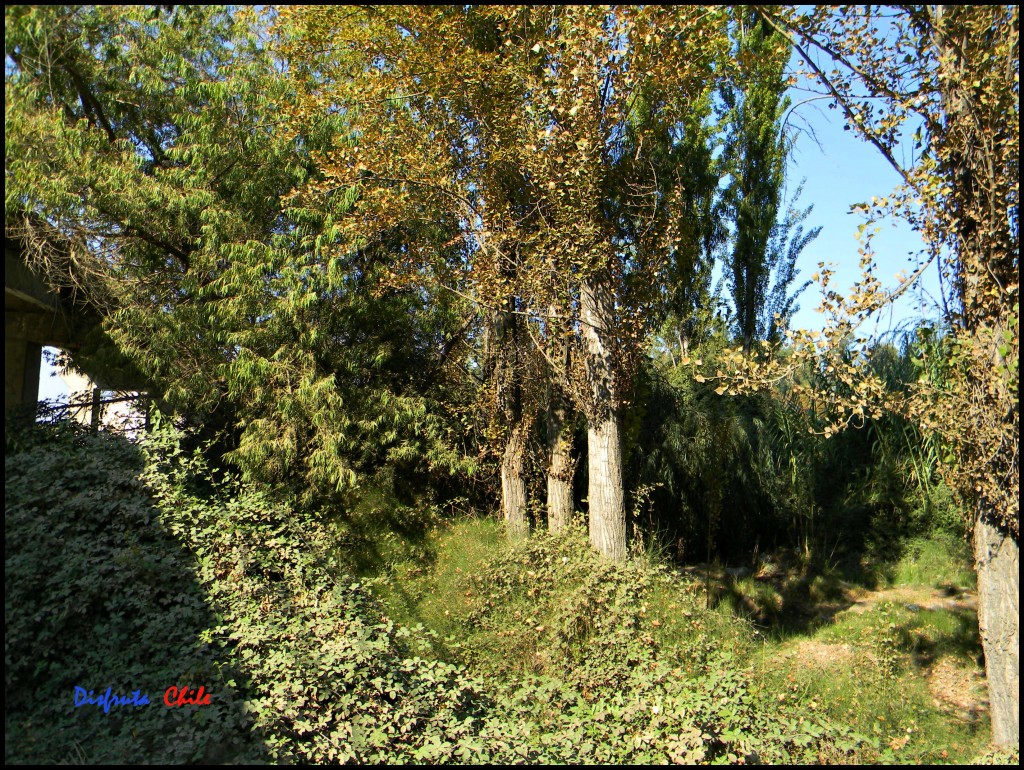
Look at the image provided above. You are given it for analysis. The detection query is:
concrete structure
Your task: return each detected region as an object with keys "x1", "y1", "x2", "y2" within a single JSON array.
[
  {"x1": 6, "y1": 238, "x2": 145, "y2": 431},
  {"x1": 5, "y1": 239, "x2": 77, "y2": 412}
]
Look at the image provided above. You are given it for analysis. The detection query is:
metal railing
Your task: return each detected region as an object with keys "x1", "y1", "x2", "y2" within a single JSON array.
[{"x1": 33, "y1": 391, "x2": 151, "y2": 438}]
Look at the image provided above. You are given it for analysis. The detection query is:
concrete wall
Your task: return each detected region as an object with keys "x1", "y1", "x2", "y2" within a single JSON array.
[{"x1": 5, "y1": 243, "x2": 72, "y2": 412}]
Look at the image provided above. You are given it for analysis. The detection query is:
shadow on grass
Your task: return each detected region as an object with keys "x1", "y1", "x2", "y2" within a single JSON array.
[
  {"x1": 4, "y1": 421, "x2": 269, "y2": 764},
  {"x1": 897, "y1": 606, "x2": 984, "y2": 668},
  {"x1": 325, "y1": 488, "x2": 459, "y2": 654},
  {"x1": 328, "y1": 500, "x2": 503, "y2": 662},
  {"x1": 718, "y1": 571, "x2": 857, "y2": 636},
  {"x1": 692, "y1": 554, "x2": 981, "y2": 663},
  {"x1": 329, "y1": 486, "x2": 442, "y2": 578}
]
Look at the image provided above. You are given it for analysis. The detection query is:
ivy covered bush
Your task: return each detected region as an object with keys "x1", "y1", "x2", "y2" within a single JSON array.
[
  {"x1": 138, "y1": 421, "x2": 501, "y2": 763},
  {"x1": 455, "y1": 528, "x2": 864, "y2": 764},
  {"x1": 5, "y1": 421, "x2": 497, "y2": 763},
  {"x1": 5, "y1": 422, "x2": 257, "y2": 763},
  {"x1": 7, "y1": 419, "x2": 870, "y2": 763}
]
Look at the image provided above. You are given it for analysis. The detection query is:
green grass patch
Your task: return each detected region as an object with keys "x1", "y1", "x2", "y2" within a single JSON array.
[
  {"x1": 750, "y1": 595, "x2": 990, "y2": 764},
  {"x1": 888, "y1": 534, "x2": 976, "y2": 590},
  {"x1": 359, "y1": 516, "x2": 503, "y2": 650},
  {"x1": 350, "y1": 513, "x2": 993, "y2": 765}
]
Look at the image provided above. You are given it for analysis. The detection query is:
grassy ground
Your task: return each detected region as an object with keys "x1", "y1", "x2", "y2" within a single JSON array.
[
  {"x1": 335, "y1": 508, "x2": 1001, "y2": 764},
  {"x1": 9, "y1": 426, "x2": 1010, "y2": 764}
]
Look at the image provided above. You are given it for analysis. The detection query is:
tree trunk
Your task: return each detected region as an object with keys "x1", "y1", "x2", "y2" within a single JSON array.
[
  {"x1": 546, "y1": 302, "x2": 575, "y2": 533},
  {"x1": 546, "y1": 385, "x2": 574, "y2": 533},
  {"x1": 974, "y1": 513, "x2": 1019, "y2": 745},
  {"x1": 586, "y1": 415, "x2": 626, "y2": 560},
  {"x1": 932, "y1": 12, "x2": 1019, "y2": 746},
  {"x1": 492, "y1": 299, "x2": 529, "y2": 542},
  {"x1": 502, "y1": 424, "x2": 529, "y2": 541},
  {"x1": 677, "y1": 326, "x2": 689, "y2": 360},
  {"x1": 581, "y1": 274, "x2": 626, "y2": 561}
]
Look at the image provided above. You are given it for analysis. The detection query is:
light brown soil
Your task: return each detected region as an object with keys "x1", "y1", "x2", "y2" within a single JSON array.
[
  {"x1": 926, "y1": 657, "x2": 989, "y2": 721},
  {"x1": 791, "y1": 640, "x2": 858, "y2": 669}
]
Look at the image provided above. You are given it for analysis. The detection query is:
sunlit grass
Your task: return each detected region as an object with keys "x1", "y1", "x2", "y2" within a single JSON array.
[
  {"x1": 888, "y1": 534, "x2": 976, "y2": 590},
  {"x1": 333, "y1": 494, "x2": 993, "y2": 765},
  {"x1": 749, "y1": 591, "x2": 989, "y2": 764}
]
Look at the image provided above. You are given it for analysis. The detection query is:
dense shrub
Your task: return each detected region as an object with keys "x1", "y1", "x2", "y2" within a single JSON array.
[
  {"x1": 139, "y1": 421, "x2": 500, "y2": 763},
  {"x1": 8, "y1": 418, "x2": 978, "y2": 764},
  {"x1": 5, "y1": 422, "x2": 256, "y2": 763},
  {"x1": 5, "y1": 421, "x2": 501, "y2": 763},
  {"x1": 623, "y1": 338, "x2": 962, "y2": 567}
]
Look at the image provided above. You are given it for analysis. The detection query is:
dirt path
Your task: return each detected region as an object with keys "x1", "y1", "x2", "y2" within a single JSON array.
[
  {"x1": 840, "y1": 583, "x2": 977, "y2": 615},
  {"x1": 782, "y1": 581, "x2": 988, "y2": 723}
]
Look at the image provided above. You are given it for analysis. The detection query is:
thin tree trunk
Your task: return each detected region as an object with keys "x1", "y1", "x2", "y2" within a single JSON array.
[
  {"x1": 546, "y1": 384, "x2": 574, "y2": 533},
  {"x1": 546, "y1": 303, "x2": 575, "y2": 533},
  {"x1": 492, "y1": 299, "x2": 529, "y2": 542},
  {"x1": 502, "y1": 423, "x2": 529, "y2": 541},
  {"x1": 974, "y1": 513, "x2": 1019, "y2": 745},
  {"x1": 581, "y1": 274, "x2": 626, "y2": 561}
]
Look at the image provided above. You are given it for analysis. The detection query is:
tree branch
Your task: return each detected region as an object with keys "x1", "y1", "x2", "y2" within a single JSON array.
[{"x1": 752, "y1": 7, "x2": 915, "y2": 189}]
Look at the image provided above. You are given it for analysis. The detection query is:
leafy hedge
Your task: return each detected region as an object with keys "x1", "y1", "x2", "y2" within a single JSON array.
[
  {"x1": 140, "y1": 421, "x2": 505, "y2": 763},
  {"x1": 5, "y1": 422, "x2": 256, "y2": 763},
  {"x1": 6, "y1": 421, "x2": 499, "y2": 763}
]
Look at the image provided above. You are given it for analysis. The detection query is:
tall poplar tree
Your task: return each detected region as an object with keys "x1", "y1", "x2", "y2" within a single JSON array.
[
  {"x1": 655, "y1": 97, "x2": 725, "y2": 364},
  {"x1": 279, "y1": 6, "x2": 730, "y2": 559},
  {"x1": 722, "y1": 10, "x2": 818, "y2": 354}
]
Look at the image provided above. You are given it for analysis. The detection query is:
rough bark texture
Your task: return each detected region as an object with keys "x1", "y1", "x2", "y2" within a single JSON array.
[
  {"x1": 546, "y1": 385, "x2": 574, "y2": 533},
  {"x1": 581, "y1": 275, "x2": 626, "y2": 561},
  {"x1": 932, "y1": 11, "x2": 1019, "y2": 747},
  {"x1": 974, "y1": 514, "x2": 1019, "y2": 745},
  {"x1": 502, "y1": 424, "x2": 529, "y2": 541},
  {"x1": 491, "y1": 300, "x2": 529, "y2": 542},
  {"x1": 586, "y1": 416, "x2": 626, "y2": 560}
]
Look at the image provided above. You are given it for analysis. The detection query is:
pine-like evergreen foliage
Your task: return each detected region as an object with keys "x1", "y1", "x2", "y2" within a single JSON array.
[{"x1": 5, "y1": 6, "x2": 475, "y2": 504}]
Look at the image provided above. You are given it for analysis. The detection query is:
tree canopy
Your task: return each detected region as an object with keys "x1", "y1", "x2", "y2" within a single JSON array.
[{"x1": 6, "y1": 5, "x2": 474, "y2": 503}]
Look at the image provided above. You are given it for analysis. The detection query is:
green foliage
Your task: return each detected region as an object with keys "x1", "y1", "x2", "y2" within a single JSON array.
[
  {"x1": 353, "y1": 517, "x2": 503, "y2": 647},
  {"x1": 625, "y1": 346, "x2": 818, "y2": 562},
  {"x1": 5, "y1": 5, "x2": 477, "y2": 506},
  {"x1": 136, "y1": 421, "x2": 504, "y2": 764},
  {"x1": 219, "y1": 246, "x2": 476, "y2": 505},
  {"x1": 886, "y1": 534, "x2": 975, "y2": 591},
  {"x1": 633, "y1": 66, "x2": 726, "y2": 363},
  {"x1": 5, "y1": 421, "x2": 258, "y2": 764},
  {"x1": 438, "y1": 527, "x2": 860, "y2": 764},
  {"x1": 5, "y1": 420, "x2": 494, "y2": 764},
  {"x1": 6, "y1": 419, "x2": 991, "y2": 763},
  {"x1": 760, "y1": 594, "x2": 990, "y2": 764},
  {"x1": 6, "y1": 4, "x2": 1006, "y2": 759},
  {"x1": 623, "y1": 332, "x2": 964, "y2": 568},
  {"x1": 972, "y1": 745, "x2": 1020, "y2": 765},
  {"x1": 720, "y1": 10, "x2": 819, "y2": 351}
]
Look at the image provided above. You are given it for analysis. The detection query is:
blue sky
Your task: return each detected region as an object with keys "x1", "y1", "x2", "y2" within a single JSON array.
[
  {"x1": 39, "y1": 348, "x2": 71, "y2": 402},
  {"x1": 782, "y1": 90, "x2": 942, "y2": 339}
]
